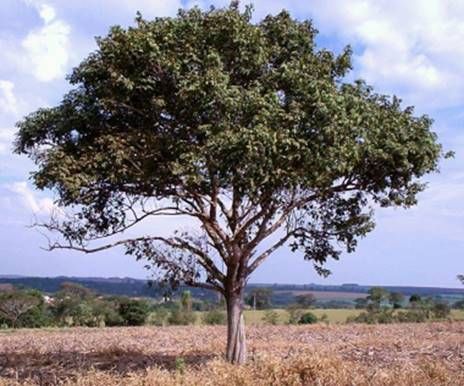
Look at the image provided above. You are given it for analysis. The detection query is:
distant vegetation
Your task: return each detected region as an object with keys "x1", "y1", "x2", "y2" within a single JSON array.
[
  {"x1": 347, "y1": 287, "x2": 454, "y2": 324},
  {"x1": 2, "y1": 276, "x2": 463, "y2": 308},
  {"x1": 1, "y1": 281, "x2": 463, "y2": 330}
]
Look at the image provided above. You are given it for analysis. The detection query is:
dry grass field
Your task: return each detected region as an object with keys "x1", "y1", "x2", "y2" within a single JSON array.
[{"x1": 0, "y1": 322, "x2": 463, "y2": 385}]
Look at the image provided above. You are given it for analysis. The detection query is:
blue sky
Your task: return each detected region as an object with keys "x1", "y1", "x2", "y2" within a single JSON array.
[{"x1": 0, "y1": 0, "x2": 463, "y2": 287}]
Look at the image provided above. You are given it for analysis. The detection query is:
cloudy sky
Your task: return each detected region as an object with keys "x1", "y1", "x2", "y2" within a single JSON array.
[{"x1": 0, "y1": 0, "x2": 463, "y2": 287}]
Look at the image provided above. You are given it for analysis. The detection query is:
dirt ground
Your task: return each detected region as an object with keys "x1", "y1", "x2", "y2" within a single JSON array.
[{"x1": 0, "y1": 322, "x2": 463, "y2": 385}]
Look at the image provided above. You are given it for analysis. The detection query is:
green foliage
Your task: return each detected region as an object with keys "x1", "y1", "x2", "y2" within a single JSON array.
[
  {"x1": 58, "y1": 282, "x2": 94, "y2": 299},
  {"x1": 366, "y1": 287, "x2": 389, "y2": 309},
  {"x1": 354, "y1": 297, "x2": 368, "y2": 309},
  {"x1": 262, "y1": 309, "x2": 280, "y2": 325},
  {"x1": 395, "y1": 310, "x2": 428, "y2": 323},
  {"x1": 349, "y1": 297, "x2": 451, "y2": 324},
  {"x1": 0, "y1": 290, "x2": 41, "y2": 328},
  {"x1": 246, "y1": 288, "x2": 273, "y2": 310},
  {"x1": 347, "y1": 309, "x2": 395, "y2": 324},
  {"x1": 286, "y1": 305, "x2": 304, "y2": 325},
  {"x1": 202, "y1": 308, "x2": 226, "y2": 325},
  {"x1": 168, "y1": 308, "x2": 197, "y2": 325},
  {"x1": 388, "y1": 292, "x2": 405, "y2": 309},
  {"x1": 409, "y1": 294, "x2": 422, "y2": 305},
  {"x1": 192, "y1": 299, "x2": 209, "y2": 311},
  {"x1": 458, "y1": 275, "x2": 464, "y2": 285},
  {"x1": 52, "y1": 283, "x2": 100, "y2": 327},
  {"x1": 432, "y1": 302, "x2": 451, "y2": 319},
  {"x1": 294, "y1": 294, "x2": 316, "y2": 308},
  {"x1": 16, "y1": 289, "x2": 51, "y2": 328},
  {"x1": 94, "y1": 298, "x2": 125, "y2": 327},
  {"x1": 165, "y1": 291, "x2": 197, "y2": 325},
  {"x1": 180, "y1": 291, "x2": 192, "y2": 312},
  {"x1": 298, "y1": 311, "x2": 318, "y2": 324},
  {"x1": 17, "y1": 304, "x2": 51, "y2": 328},
  {"x1": 175, "y1": 357, "x2": 186, "y2": 374},
  {"x1": 118, "y1": 298, "x2": 150, "y2": 326},
  {"x1": 453, "y1": 300, "x2": 464, "y2": 309},
  {"x1": 147, "y1": 307, "x2": 170, "y2": 326}
]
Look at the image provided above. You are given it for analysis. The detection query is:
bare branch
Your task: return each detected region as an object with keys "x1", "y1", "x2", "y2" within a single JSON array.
[{"x1": 247, "y1": 229, "x2": 303, "y2": 274}]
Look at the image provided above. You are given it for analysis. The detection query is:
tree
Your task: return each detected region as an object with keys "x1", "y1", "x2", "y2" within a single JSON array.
[
  {"x1": 295, "y1": 293, "x2": 316, "y2": 308},
  {"x1": 203, "y1": 308, "x2": 226, "y2": 325},
  {"x1": 180, "y1": 290, "x2": 193, "y2": 313},
  {"x1": 118, "y1": 298, "x2": 150, "y2": 326},
  {"x1": 286, "y1": 304, "x2": 305, "y2": 325},
  {"x1": 432, "y1": 301, "x2": 450, "y2": 319},
  {"x1": 0, "y1": 291, "x2": 40, "y2": 328},
  {"x1": 16, "y1": 289, "x2": 51, "y2": 328},
  {"x1": 354, "y1": 297, "x2": 368, "y2": 309},
  {"x1": 15, "y1": 4, "x2": 443, "y2": 363},
  {"x1": 388, "y1": 292, "x2": 404, "y2": 309},
  {"x1": 246, "y1": 288, "x2": 273, "y2": 310},
  {"x1": 366, "y1": 287, "x2": 389, "y2": 309},
  {"x1": 58, "y1": 282, "x2": 94, "y2": 299},
  {"x1": 409, "y1": 294, "x2": 422, "y2": 308},
  {"x1": 262, "y1": 309, "x2": 280, "y2": 325},
  {"x1": 168, "y1": 289, "x2": 197, "y2": 325},
  {"x1": 94, "y1": 297, "x2": 125, "y2": 326},
  {"x1": 453, "y1": 299, "x2": 464, "y2": 309},
  {"x1": 457, "y1": 275, "x2": 464, "y2": 310},
  {"x1": 52, "y1": 282, "x2": 101, "y2": 326},
  {"x1": 298, "y1": 311, "x2": 318, "y2": 324}
]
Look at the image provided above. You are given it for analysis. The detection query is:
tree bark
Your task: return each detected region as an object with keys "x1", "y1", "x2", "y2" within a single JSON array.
[{"x1": 225, "y1": 291, "x2": 246, "y2": 364}]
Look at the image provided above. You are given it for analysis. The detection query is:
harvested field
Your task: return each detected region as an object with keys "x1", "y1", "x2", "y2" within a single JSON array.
[
  {"x1": 285, "y1": 290, "x2": 367, "y2": 300},
  {"x1": 0, "y1": 322, "x2": 463, "y2": 385}
]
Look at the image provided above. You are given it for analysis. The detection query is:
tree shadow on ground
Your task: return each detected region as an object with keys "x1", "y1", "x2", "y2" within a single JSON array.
[{"x1": 0, "y1": 349, "x2": 216, "y2": 384}]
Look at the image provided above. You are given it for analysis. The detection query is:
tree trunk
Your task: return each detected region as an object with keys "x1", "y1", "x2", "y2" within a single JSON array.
[{"x1": 225, "y1": 292, "x2": 246, "y2": 364}]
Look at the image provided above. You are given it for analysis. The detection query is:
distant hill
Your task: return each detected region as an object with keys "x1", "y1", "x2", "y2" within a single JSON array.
[
  {"x1": 0, "y1": 276, "x2": 218, "y2": 301},
  {"x1": 1, "y1": 276, "x2": 463, "y2": 305}
]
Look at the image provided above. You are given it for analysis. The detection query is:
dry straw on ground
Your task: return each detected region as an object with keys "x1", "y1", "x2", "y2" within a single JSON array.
[{"x1": 0, "y1": 322, "x2": 463, "y2": 385}]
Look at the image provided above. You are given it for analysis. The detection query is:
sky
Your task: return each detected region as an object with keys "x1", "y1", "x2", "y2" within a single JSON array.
[{"x1": 0, "y1": 0, "x2": 463, "y2": 287}]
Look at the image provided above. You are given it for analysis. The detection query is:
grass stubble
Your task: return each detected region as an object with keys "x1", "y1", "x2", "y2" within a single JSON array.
[{"x1": 0, "y1": 322, "x2": 463, "y2": 385}]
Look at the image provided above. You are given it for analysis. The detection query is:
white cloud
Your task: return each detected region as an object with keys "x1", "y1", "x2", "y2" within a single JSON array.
[
  {"x1": 0, "y1": 80, "x2": 18, "y2": 114},
  {"x1": 21, "y1": 3, "x2": 71, "y2": 82},
  {"x1": 306, "y1": 0, "x2": 464, "y2": 109},
  {"x1": 8, "y1": 181, "x2": 55, "y2": 215},
  {"x1": 38, "y1": 3, "x2": 56, "y2": 24}
]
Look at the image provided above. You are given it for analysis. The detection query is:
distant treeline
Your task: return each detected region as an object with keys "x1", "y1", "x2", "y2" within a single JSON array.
[
  {"x1": 1, "y1": 277, "x2": 463, "y2": 305},
  {"x1": 248, "y1": 283, "x2": 464, "y2": 297},
  {"x1": 0, "y1": 277, "x2": 217, "y2": 301}
]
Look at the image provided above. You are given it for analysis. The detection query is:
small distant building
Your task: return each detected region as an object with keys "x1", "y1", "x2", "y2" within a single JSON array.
[{"x1": 43, "y1": 295, "x2": 54, "y2": 304}]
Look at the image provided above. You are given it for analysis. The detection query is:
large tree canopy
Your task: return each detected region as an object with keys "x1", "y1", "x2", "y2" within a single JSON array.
[{"x1": 15, "y1": 3, "x2": 443, "y2": 363}]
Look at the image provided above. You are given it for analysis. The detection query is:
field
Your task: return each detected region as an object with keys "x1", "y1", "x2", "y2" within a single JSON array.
[
  {"x1": 224, "y1": 309, "x2": 464, "y2": 325},
  {"x1": 282, "y1": 290, "x2": 367, "y2": 300},
  {"x1": 1, "y1": 322, "x2": 463, "y2": 385},
  {"x1": 242, "y1": 308, "x2": 362, "y2": 324}
]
